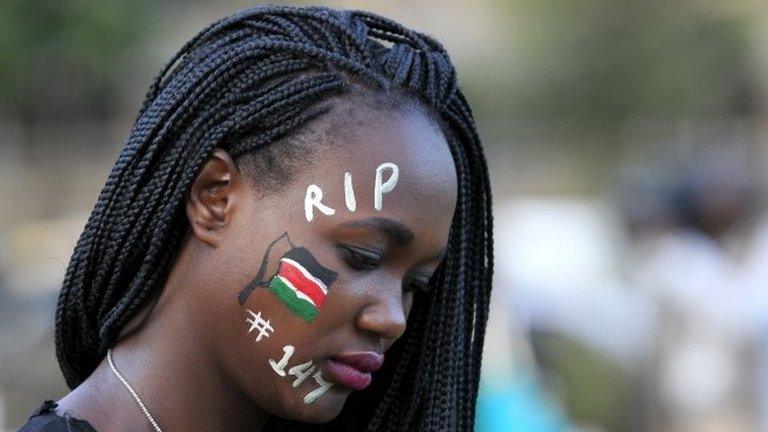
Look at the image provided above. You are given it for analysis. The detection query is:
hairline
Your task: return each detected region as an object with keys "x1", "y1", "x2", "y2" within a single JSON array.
[{"x1": 234, "y1": 87, "x2": 447, "y2": 196}]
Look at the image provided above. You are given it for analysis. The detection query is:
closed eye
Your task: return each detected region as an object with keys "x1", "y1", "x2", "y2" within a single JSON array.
[
  {"x1": 336, "y1": 244, "x2": 383, "y2": 271},
  {"x1": 403, "y1": 272, "x2": 432, "y2": 294}
]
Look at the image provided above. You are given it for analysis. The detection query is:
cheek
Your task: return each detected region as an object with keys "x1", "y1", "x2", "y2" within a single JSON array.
[
  {"x1": 218, "y1": 228, "x2": 410, "y2": 421},
  {"x1": 228, "y1": 287, "x2": 351, "y2": 422},
  {"x1": 225, "y1": 243, "x2": 356, "y2": 418}
]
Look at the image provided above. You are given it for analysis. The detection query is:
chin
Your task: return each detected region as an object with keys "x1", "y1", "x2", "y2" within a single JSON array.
[
  {"x1": 278, "y1": 391, "x2": 348, "y2": 424},
  {"x1": 296, "y1": 404, "x2": 345, "y2": 424}
]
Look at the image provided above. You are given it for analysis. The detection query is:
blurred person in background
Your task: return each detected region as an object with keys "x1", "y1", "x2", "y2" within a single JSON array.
[{"x1": 621, "y1": 147, "x2": 768, "y2": 432}]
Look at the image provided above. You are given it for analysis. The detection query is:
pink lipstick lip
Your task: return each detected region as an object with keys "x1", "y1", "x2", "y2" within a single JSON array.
[
  {"x1": 323, "y1": 352, "x2": 384, "y2": 391},
  {"x1": 330, "y1": 352, "x2": 384, "y2": 373}
]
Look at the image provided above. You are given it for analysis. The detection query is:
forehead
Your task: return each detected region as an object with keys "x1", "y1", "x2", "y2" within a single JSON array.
[
  {"x1": 298, "y1": 104, "x2": 458, "y2": 245},
  {"x1": 331, "y1": 105, "x2": 455, "y2": 191}
]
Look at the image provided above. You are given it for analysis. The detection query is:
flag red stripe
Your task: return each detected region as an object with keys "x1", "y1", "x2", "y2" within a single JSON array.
[{"x1": 278, "y1": 261, "x2": 326, "y2": 308}]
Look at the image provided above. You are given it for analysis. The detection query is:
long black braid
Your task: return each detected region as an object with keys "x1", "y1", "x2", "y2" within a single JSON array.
[{"x1": 55, "y1": 6, "x2": 493, "y2": 431}]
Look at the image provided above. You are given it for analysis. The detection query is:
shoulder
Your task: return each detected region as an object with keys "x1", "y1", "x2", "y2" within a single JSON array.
[{"x1": 16, "y1": 400, "x2": 98, "y2": 432}]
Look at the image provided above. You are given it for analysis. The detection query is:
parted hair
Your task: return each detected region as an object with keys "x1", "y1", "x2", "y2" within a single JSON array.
[{"x1": 55, "y1": 6, "x2": 493, "y2": 431}]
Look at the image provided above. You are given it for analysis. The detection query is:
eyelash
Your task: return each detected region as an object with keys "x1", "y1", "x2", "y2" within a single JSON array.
[
  {"x1": 336, "y1": 244, "x2": 382, "y2": 271},
  {"x1": 336, "y1": 244, "x2": 433, "y2": 294},
  {"x1": 403, "y1": 274, "x2": 430, "y2": 294}
]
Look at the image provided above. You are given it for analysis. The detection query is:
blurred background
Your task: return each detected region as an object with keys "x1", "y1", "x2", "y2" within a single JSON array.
[{"x1": 2, "y1": 0, "x2": 768, "y2": 430}]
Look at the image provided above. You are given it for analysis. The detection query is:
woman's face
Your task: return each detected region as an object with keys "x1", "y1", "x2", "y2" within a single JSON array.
[{"x1": 185, "y1": 103, "x2": 457, "y2": 423}]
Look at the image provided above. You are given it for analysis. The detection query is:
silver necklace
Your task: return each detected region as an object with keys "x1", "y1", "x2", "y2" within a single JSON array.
[{"x1": 107, "y1": 348, "x2": 164, "y2": 432}]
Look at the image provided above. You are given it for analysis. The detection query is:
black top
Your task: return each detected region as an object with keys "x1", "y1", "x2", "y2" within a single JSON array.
[{"x1": 16, "y1": 400, "x2": 97, "y2": 432}]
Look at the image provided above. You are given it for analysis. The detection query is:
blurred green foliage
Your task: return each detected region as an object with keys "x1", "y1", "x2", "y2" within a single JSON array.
[
  {"x1": 0, "y1": 0, "x2": 150, "y2": 118},
  {"x1": 486, "y1": 0, "x2": 755, "y2": 130},
  {"x1": 0, "y1": 0, "x2": 757, "y2": 127}
]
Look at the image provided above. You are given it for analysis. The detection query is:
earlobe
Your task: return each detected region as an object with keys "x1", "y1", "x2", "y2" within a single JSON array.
[{"x1": 185, "y1": 148, "x2": 241, "y2": 247}]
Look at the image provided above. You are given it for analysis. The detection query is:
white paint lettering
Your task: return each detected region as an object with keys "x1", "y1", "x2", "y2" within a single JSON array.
[
  {"x1": 374, "y1": 162, "x2": 399, "y2": 211},
  {"x1": 245, "y1": 310, "x2": 274, "y2": 342},
  {"x1": 344, "y1": 172, "x2": 356, "y2": 212},
  {"x1": 289, "y1": 360, "x2": 316, "y2": 388},
  {"x1": 303, "y1": 371, "x2": 334, "y2": 404},
  {"x1": 304, "y1": 184, "x2": 336, "y2": 222},
  {"x1": 268, "y1": 345, "x2": 295, "y2": 377}
]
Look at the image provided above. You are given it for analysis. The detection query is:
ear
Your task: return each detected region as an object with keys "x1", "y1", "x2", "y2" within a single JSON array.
[{"x1": 186, "y1": 148, "x2": 243, "y2": 247}]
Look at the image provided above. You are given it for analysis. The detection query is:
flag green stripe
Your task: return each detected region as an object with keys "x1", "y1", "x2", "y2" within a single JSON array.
[{"x1": 269, "y1": 277, "x2": 318, "y2": 322}]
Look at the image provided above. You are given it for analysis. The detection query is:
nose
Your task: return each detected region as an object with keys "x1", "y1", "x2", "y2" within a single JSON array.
[{"x1": 355, "y1": 285, "x2": 408, "y2": 342}]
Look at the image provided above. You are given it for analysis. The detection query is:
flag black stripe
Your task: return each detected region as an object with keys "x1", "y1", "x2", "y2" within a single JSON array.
[{"x1": 283, "y1": 246, "x2": 338, "y2": 287}]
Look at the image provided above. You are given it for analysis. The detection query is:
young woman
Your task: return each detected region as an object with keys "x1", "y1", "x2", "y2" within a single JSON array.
[{"x1": 18, "y1": 5, "x2": 493, "y2": 431}]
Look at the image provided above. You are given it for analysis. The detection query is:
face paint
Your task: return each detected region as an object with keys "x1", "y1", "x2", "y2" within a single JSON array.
[
  {"x1": 237, "y1": 233, "x2": 338, "y2": 325},
  {"x1": 303, "y1": 371, "x2": 333, "y2": 404},
  {"x1": 374, "y1": 162, "x2": 399, "y2": 211},
  {"x1": 269, "y1": 345, "x2": 295, "y2": 377},
  {"x1": 245, "y1": 309, "x2": 274, "y2": 342},
  {"x1": 303, "y1": 161, "x2": 400, "y2": 221},
  {"x1": 268, "y1": 246, "x2": 338, "y2": 322},
  {"x1": 288, "y1": 360, "x2": 316, "y2": 387},
  {"x1": 238, "y1": 232, "x2": 294, "y2": 305},
  {"x1": 268, "y1": 344, "x2": 335, "y2": 404},
  {"x1": 344, "y1": 172, "x2": 356, "y2": 212},
  {"x1": 305, "y1": 184, "x2": 335, "y2": 222}
]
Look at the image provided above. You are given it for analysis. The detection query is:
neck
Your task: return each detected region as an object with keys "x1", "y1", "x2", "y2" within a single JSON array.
[{"x1": 57, "y1": 248, "x2": 269, "y2": 432}]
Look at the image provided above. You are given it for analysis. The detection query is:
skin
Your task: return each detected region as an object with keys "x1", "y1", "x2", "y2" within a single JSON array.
[{"x1": 55, "y1": 102, "x2": 457, "y2": 432}]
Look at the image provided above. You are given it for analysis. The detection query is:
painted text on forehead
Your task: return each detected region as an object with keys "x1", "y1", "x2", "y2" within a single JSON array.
[
  {"x1": 297, "y1": 109, "x2": 458, "y2": 232},
  {"x1": 305, "y1": 162, "x2": 399, "y2": 223}
]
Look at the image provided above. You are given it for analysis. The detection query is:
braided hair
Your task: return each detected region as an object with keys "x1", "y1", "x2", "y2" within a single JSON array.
[{"x1": 55, "y1": 6, "x2": 493, "y2": 431}]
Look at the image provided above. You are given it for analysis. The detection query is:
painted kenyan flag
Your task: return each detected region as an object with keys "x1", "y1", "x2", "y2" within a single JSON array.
[{"x1": 268, "y1": 247, "x2": 338, "y2": 322}]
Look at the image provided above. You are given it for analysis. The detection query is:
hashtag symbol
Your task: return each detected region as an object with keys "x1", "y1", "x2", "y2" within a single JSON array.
[{"x1": 246, "y1": 310, "x2": 274, "y2": 342}]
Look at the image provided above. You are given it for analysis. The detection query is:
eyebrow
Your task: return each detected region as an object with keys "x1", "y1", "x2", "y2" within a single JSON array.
[{"x1": 339, "y1": 217, "x2": 415, "y2": 246}]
